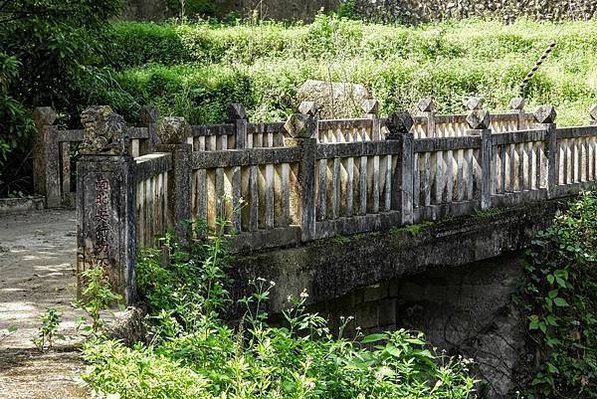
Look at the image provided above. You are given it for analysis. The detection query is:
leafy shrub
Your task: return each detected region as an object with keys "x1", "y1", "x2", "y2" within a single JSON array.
[
  {"x1": 0, "y1": 52, "x2": 34, "y2": 194},
  {"x1": 78, "y1": 266, "x2": 124, "y2": 333},
  {"x1": 32, "y1": 307, "x2": 62, "y2": 352},
  {"x1": 103, "y1": 17, "x2": 597, "y2": 126},
  {"x1": 520, "y1": 192, "x2": 597, "y2": 398},
  {"x1": 82, "y1": 215, "x2": 477, "y2": 398}
]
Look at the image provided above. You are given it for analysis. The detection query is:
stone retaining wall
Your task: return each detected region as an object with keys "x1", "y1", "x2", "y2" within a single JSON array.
[
  {"x1": 123, "y1": 0, "x2": 597, "y2": 22},
  {"x1": 352, "y1": 0, "x2": 597, "y2": 24}
]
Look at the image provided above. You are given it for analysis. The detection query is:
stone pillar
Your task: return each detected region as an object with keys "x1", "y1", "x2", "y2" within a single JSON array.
[
  {"x1": 590, "y1": 105, "x2": 597, "y2": 126},
  {"x1": 534, "y1": 106, "x2": 558, "y2": 198},
  {"x1": 509, "y1": 97, "x2": 526, "y2": 130},
  {"x1": 228, "y1": 103, "x2": 248, "y2": 149},
  {"x1": 33, "y1": 107, "x2": 61, "y2": 208},
  {"x1": 386, "y1": 111, "x2": 414, "y2": 224},
  {"x1": 284, "y1": 105, "x2": 318, "y2": 242},
  {"x1": 139, "y1": 106, "x2": 160, "y2": 155},
  {"x1": 76, "y1": 106, "x2": 137, "y2": 304},
  {"x1": 417, "y1": 97, "x2": 436, "y2": 138},
  {"x1": 362, "y1": 99, "x2": 381, "y2": 140},
  {"x1": 466, "y1": 108, "x2": 492, "y2": 210},
  {"x1": 156, "y1": 117, "x2": 192, "y2": 240}
]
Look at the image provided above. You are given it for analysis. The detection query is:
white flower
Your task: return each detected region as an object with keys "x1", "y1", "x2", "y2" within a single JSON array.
[{"x1": 300, "y1": 289, "x2": 309, "y2": 299}]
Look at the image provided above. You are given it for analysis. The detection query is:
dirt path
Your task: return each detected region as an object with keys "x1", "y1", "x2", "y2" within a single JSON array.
[{"x1": 0, "y1": 209, "x2": 89, "y2": 398}]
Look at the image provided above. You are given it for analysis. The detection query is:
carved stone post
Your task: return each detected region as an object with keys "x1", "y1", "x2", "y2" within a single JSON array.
[
  {"x1": 362, "y1": 99, "x2": 381, "y2": 140},
  {"x1": 466, "y1": 108, "x2": 492, "y2": 210},
  {"x1": 156, "y1": 117, "x2": 192, "y2": 240},
  {"x1": 139, "y1": 106, "x2": 160, "y2": 155},
  {"x1": 417, "y1": 97, "x2": 436, "y2": 138},
  {"x1": 33, "y1": 107, "x2": 61, "y2": 208},
  {"x1": 535, "y1": 106, "x2": 558, "y2": 198},
  {"x1": 386, "y1": 111, "x2": 414, "y2": 225},
  {"x1": 509, "y1": 97, "x2": 526, "y2": 130},
  {"x1": 284, "y1": 107, "x2": 318, "y2": 241},
  {"x1": 590, "y1": 105, "x2": 597, "y2": 126},
  {"x1": 228, "y1": 103, "x2": 248, "y2": 149},
  {"x1": 76, "y1": 106, "x2": 137, "y2": 304}
]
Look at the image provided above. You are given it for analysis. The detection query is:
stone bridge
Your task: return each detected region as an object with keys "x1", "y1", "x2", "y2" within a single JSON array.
[{"x1": 32, "y1": 98, "x2": 597, "y2": 311}]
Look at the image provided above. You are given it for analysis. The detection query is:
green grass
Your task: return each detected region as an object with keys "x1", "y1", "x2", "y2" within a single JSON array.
[{"x1": 100, "y1": 15, "x2": 597, "y2": 126}]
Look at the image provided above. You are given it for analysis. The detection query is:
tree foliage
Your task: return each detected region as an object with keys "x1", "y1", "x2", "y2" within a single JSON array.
[
  {"x1": 0, "y1": 0, "x2": 122, "y2": 195},
  {"x1": 520, "y1": 192, "x2": 597, "y2": 398}
]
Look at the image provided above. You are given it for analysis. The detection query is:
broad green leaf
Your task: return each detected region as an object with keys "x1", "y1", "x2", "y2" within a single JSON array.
[
  {"x1": 553, "y1": 297, "x2": 569, "y2": 307},
  {"x1": 361, "y1": 333, "x2": 388, "y2": 344}
]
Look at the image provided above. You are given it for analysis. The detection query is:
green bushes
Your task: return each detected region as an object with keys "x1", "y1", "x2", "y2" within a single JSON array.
[
  {"x1": 101, "y1": 16, "x2": 597, "y2": 126},
  {"x1": 0, "y1": 0, "x2": 122, "y2": 195},
  {"x1": 0, "y1": 52, "x2": 34, "y2": 194},
  {"x1": 82, "y1": 217, "x2": 477, "y2": 398},
  {"x1": 520, "y1": 192, "x2": 597, "y2": 398}
]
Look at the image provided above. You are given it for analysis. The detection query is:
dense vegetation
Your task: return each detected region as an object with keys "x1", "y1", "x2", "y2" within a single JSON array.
[
  {"x1": 102, "y1": 16, "x2": 597, "y2": 126},
  {"x1": 520, "y1": 191, "x2": 597, "y2": 398},
  {"x1": 82, "y1": 217, "x2": 477, "y2": 398},
  {"x1": 0, "y1": 0, "x2": 123, "y2": 194},
  {"x1": 2, "y1": 5, "x2": 597, "y2": 195}
]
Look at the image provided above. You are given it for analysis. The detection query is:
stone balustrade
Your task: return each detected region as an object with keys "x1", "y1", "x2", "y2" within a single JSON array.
[{"x1": 32, "y1": 99, "x2": 597, "y2": 303}]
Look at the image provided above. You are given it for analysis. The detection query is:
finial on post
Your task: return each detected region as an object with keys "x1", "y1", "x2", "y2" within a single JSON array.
[
  {"x1": 590, "y1": 105, "x2": 597, "y2": 125},
  {"x1": 533, "y1": 105, "x2": 557, "y2": 124},
  {"x1": 466, "y1": 109, "x2": 490, "y2": 130},
  {"x1": 34, "y1": 107, "x2": 57, "y2": 130},
  {"x1": 79, "y1": 105, "x2": 129, "y2": 155},
  {"x1": 509, "y1": 97, "x2": 525, "y2": 111},
  {"x1": 417, "y1": 97, "x2": 436, "y2": 113},
  {"x1": 464, "y1": 96, "x2": 485, "y2": 111},
  {"x1": 385, "y1": 111, "x2": 414, "y2": 139},
  {"x1": 227, "y1": 103, "x2": 247, "y2": 122},
  {"x1": 361, "y1": 99, "x2": 379, "y2": 115},
  {"x1": 158, "y1": 116, "x2": 191, "y2": 144},
  {"x1": 284, "y1": 114, "x2": 316, "y2": 139},
  {"x1": 298, "y1": 101, "x2": 320, "y2": 118}
]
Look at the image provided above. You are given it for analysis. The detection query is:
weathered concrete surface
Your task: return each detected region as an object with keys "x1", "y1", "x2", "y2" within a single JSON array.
[
  {"x1": 231, "y1": 199, "x2": 567, "y2": 314},
  {"x1": 314, "y1": 252, "x2": 528, "y2": 399},
  {"x1": 0, "y1": 196, "x2": 45, "y2": 216}
]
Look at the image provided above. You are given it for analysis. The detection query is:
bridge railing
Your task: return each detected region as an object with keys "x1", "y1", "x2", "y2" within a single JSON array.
[
  {"x1": 42, "y1": 100, "x2": 597, "y2": 304},
  {"x1": 34, "y1": 98, "x2": 539, "y2": 209}
]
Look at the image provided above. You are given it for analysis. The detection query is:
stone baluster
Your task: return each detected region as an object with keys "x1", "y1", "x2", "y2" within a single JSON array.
[
  {"x1": 33, "y1": 107, "x2": 61, "y2": 208},
  {"x1": 156, "y1": 117, "x2": 192, "y2": 240},
  {"x1": 386, "y1": 110, "x2": 414, "y2": 224},
  {"x1": 534, "y1": 106, "x2": 558, "y2": 198},
  {"x1": 509, "y1": 97, "x2": 526, "y2": 130},
  {"x1": 418, "y1": 97, "x2": 436, "y2": 138},
  {"x1": 362, "y1": 99, "x2": 381, "y2": 140},
  {"x1": 466, "y1": 107, "x2": 492, "y2": 210},
  {"x1": 227, "y1": 104, "x2": 247, "y2": 230},
  {"x1": 76, "y1": 105, "x2": 137, "y2": 304},
  {"x1": 284, "y1": 104, "x2": 318, "y2": 241}
]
